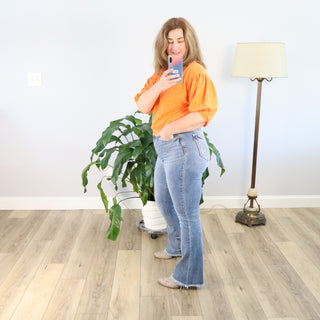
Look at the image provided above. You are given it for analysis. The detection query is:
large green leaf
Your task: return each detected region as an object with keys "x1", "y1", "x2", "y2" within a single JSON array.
[
  {"x1": 110, "y1": 147, "x2": 134, "y2": 185},
  {"x1": 107, "y1": 200, "x2": 122, "y2": 241},
  {"x1": 129, "y1": 171, "x2": 139, "y2": 194},
  {"x1": 121, "y1": 161, "x2": 135, "y2": 187},
  {"x1": 145, "y1": 166, "x2": 154, "y2": 189},
  {"x1": 132, "y1": 126, "x2": 144, "y2": 138},
  {"x1": 97, "y1": 179, "x2": 108, "y2": 212},
  {"x1": 141, "y1": 189, "x2": 149, "y2": 206},
  {"x1": 210, "y1": 143, "x2": 225, "y2": 176},
  {"x1": 119, "y1": 125, "x2": 134, "y2": 139},
  {"x1": 204, "y1": 132, "x2": 225, "y2": 176},
  {"x1": 107, "y1": 134, "x2": 123, "y2": 146},
  {"x1": 125, "y1": 115, "x2": 143, "y2": 126},
  {"x1": 97, "y1": 119, "x2": 131, "y2": 148},
  {"x1": 132, "y1": 146, "x2": 144, "y2": 159},
  {"x1": 81, "y1": 161, "x2": 100, "y2": 192},
  {"x1": 128, "y1": 140, "x2": 142, "y2": 149},
  {"x1": 139, "y1": 125, "x2": 153, "y2": 145},
  {"x1": 100, "y1": 146, "x2": 118, "y2": 170},
  {"x1": 132, "y1": 164, "x2": 144, "y2": 187},
  {"x1": 90, "y1": 140, "x2": 105, "y2": 161}
]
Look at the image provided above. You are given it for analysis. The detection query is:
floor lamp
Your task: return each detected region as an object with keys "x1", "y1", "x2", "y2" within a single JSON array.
[{"x1": 232, "y1": 43, "x2": 288, "y2": 226}]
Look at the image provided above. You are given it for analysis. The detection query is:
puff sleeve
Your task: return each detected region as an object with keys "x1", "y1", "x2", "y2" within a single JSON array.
[{"x1": 187, "y1": 72, "x2": 218, "y2": 126}]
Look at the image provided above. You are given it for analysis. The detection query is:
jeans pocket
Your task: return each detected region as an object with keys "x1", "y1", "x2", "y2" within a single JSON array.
[
  {"x1": 192, "y1": 134, "x2": 210, "y2": 161},
  {"x1": 154, "y1": 135, "x2": 182, "y2": 162}
]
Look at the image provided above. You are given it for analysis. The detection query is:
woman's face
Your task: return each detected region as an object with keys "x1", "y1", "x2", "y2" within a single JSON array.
[{"x1": 166, "y1": 28, "x2": 186, "y2": 56}]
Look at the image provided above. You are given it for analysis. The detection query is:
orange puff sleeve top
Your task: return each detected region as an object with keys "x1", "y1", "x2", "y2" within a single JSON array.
[{"x1": 134, "y1": 61, "x2": 218, "y2": 135}]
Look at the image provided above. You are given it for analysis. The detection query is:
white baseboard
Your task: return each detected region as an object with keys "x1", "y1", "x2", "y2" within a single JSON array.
[
  {"x1": 201, "y1": 195, "x2": 320, "y2": 209},
  {"x1": 0, "y1": 195, "x2": 319, "y2": 210}
]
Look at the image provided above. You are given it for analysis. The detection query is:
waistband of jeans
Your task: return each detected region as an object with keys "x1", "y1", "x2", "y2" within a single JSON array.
[{"x1": 153, "y1": 127, "x2": 203, "y2": 139}]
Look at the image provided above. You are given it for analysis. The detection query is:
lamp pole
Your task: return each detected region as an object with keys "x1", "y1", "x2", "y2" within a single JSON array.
[{"x1": 235, "y1": 78, "x2": 267, "y2": 226}]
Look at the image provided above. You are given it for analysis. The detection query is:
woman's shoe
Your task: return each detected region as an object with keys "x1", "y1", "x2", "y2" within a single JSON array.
[
  {"x1": 158, "y1": 277, "x2": 181, "y2": 289},
  {"x1": 154, "y1": 251, "x2": 174, "y2": 259}
]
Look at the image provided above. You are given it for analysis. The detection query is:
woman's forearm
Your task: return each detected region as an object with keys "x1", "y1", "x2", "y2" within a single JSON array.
[
  {"x1": 155, "y1": 112, "x2": 206, "y2": 140},
  {"x1": 136, "y1": 69, "x2": 181, "y2": 113},
  {"x1": 136, "y1": 84, "x2": 161, "y2": 113}
]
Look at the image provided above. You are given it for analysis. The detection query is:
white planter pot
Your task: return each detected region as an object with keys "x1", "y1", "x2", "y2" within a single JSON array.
[{"x1": 141, "y1": 201, "x2": 167, "y2": 231}]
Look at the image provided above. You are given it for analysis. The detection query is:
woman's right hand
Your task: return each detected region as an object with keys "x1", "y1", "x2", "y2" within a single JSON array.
[
  {"x1": 136, "y1": 69, "x2": 181, "y2": 114},
  {"x1": 155, "y1": 69, "x2": 181, "y2": 92}
]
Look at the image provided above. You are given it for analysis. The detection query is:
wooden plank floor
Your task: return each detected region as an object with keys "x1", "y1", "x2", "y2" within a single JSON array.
[{"x1": 0, "y1": 207, "x2": 319, "y2": 320}]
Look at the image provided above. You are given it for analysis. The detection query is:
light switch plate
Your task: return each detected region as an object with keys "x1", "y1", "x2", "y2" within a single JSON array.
[{"x1": 28, "y1": 72, "x2": 42, "y2": 87}]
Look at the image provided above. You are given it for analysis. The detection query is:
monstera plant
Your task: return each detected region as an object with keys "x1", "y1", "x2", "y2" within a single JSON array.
[{"x1": 82, "y1": 111, "x2": 225, "y2": 241}]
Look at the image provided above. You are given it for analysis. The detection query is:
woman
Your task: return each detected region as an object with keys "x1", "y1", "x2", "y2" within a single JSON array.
[{"x1": 134, "y1": 17, "x2": 218, "y2": 289}]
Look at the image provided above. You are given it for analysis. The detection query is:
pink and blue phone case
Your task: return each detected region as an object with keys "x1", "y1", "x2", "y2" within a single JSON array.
[{"x1": 168, "y1": 55, "x2": 183, "y2": 83}]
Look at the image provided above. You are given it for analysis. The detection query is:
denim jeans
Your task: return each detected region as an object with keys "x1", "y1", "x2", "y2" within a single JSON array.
[{"x1": 153, "y1": 128, "x2": 209, "y2": 288}]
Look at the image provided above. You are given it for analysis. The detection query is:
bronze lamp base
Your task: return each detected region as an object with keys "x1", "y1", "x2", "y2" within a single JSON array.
[{"x1": 235, "y1": 188, "x2": 266, "y2": 227}]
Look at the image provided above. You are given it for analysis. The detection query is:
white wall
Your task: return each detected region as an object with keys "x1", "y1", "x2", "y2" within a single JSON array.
[{"x1": 0, "y1": 0, "x2": 319, "y2": 205}]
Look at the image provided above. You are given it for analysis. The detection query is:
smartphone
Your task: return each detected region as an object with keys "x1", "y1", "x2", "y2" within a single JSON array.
[{"x1": 168, "y1": 54, "x2": 183, "y2": 83}]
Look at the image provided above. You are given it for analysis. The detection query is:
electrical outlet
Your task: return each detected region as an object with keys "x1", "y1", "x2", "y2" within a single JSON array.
[{"x1": 28, "y1": 72, "x2": 42, "y2": 87}]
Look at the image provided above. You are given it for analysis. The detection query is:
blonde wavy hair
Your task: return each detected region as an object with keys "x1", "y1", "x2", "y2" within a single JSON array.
[{"x1": 154, "y1": 17, "x2": 206, "y2": 74}]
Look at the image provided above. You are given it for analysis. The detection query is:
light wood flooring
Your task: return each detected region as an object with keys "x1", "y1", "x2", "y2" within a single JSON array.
[{"x1": 0, "y1": 207, "x2": 319, "y2": 320}]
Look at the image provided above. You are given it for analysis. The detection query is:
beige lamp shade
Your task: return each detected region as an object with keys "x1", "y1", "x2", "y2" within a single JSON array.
[{"x1": 232, "y1": 42, "x2": 288, "y2": 78}]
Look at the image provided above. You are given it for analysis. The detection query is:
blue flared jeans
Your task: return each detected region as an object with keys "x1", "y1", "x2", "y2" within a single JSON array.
[{"x1": 153, "y1": 128, "x2": 209, "y2": 288}]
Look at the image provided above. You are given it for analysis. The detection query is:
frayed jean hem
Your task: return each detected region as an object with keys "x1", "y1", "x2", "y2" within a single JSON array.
[
  {"x1": 171, "y1": 275, "x2": 205, "y2": 289},
  {"x1": 164, "y1": 249, "x2": 181, "y2": 257}
]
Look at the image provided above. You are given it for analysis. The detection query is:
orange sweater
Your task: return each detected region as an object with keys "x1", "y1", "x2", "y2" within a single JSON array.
[{"x1": 134, "y1": 61, "x2": 218, "y2": 135}]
